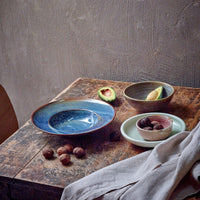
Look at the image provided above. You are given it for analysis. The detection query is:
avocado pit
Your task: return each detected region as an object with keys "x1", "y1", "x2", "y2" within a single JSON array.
[
  {"x1": 97, "y1": 87, "x2": 116, "y2": 102},
  {"x1": 101, "y1": 89, "x2": 112, "y2": 97}
]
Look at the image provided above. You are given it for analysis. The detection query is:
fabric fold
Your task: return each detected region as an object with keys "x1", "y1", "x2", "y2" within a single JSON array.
[
  {"x1": 61, "y1": 122, "x2": 200, "y2": 200},
  {"x1": 190, "y1": 161, "x2": 200, "y2": 183}
]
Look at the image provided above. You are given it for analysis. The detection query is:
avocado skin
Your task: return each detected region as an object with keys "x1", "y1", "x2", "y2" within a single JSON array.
[
  {"x1": 97, "y1": 87, "x2": 116, "y2": 102},
  {"x1": 145, "y1": 86, "x2": 163, "y2": 101},
  {"x1": 156, "y1": 86, "x2": 163, "y2": 99}
]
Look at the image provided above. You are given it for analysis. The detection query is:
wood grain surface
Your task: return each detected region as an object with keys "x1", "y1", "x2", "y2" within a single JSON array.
[{"x1": 0, "y1": 78, "x2": 200, "y2": 200}]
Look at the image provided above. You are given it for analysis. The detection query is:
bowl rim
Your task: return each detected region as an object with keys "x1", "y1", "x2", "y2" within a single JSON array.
[
  {"x1": 136, "y1": 115, "x2": 173, "y2": 132},
  {"x1": 31, "y1": 98, "x2": 116, "y2": 136},
  {"x1": 123, "y1": 81, "x2": 174, "y2": 102}
]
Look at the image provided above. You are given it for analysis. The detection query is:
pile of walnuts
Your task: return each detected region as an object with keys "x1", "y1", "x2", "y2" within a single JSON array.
[
  {"x1": 138, "y1": 117, "x2": 164, "y2": 130},
  {"x1": 42, "y1": 144, "x2": 85, "y2": 166}
]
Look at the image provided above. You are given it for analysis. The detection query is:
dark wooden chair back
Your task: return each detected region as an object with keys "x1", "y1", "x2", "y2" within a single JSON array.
[{"x1": 0, "y1": 84, "x2": 18, "y2": 144}]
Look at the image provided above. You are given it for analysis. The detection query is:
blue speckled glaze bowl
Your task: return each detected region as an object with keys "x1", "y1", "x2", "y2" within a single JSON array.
[
  {"x1": 31, "y1": 98, "x2": 115, "y2": 135},
  {"x1": 49, "y1": 109, "x2": 100, "y2": 134}
]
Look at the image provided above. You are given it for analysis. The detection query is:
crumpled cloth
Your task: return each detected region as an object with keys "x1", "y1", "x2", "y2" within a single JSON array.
[{"x1": 61, "y1": 122, "x2": 200, "y2": 200}]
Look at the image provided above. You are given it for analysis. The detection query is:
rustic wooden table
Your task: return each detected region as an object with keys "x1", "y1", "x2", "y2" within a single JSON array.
[{"x1": 1, "y1": 78, "x2": 200, "y2": 200}]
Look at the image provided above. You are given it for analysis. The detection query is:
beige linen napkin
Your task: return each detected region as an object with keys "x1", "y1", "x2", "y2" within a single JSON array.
[{"x1": 61, "y1": 122, "x2": 200, "y2": 200}]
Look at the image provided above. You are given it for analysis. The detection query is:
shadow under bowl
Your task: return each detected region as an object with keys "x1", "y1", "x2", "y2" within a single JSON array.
[{"x1": 123, "y1": 81, "x2": 174, "y2": 112}]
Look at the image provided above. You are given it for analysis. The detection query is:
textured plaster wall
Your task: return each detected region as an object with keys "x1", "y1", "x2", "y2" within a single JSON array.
[{"x1": 1, "y1": 0, "x2": 200, "y2": 126}]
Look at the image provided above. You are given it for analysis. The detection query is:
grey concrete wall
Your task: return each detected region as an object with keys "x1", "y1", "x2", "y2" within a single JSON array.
[{"x1": 1, "y1": 0, "x2": 200, "y2": 126}]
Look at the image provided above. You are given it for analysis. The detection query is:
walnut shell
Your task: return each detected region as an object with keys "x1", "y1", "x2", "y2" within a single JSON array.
[
  {"x1": 73, "y1": 147, "x2": 85, "y2": 158},
  {"x1": 42, "y1": 148, "x2": 54, "y2": 159},
  {"x1": 57, "y1": 146, "x2": 68, "y2": 156},
  {"x1": 59, "y1": 153, "x2": 70, "y2": 165},
  {"x1": 64, "y1": 144, "x2": 74, "y2": 153}
]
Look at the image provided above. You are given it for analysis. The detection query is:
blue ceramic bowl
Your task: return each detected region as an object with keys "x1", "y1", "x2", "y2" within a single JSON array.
[
  {"x1": 31, "y1": 98, "x2": 115, "y2": 135},
  {"x1": 49, "y1": 109, "x2": 100, "y2": 134}
]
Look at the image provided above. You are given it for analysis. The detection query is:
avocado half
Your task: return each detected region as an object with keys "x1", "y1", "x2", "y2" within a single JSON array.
[
  {"x1": 146, "y1": 86, "x2": 163, "y2": 101},
  {"x1": 97, "y1": 87, "x2": 116, "y2": 102}
]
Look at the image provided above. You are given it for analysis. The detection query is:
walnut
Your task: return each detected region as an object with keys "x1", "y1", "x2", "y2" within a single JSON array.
[
  {"x1": 143, "y1": 126, "x2": 153, "y2": 130},
  {"x1": 73, "y1": 147, "x2": 85, "y2": 158},
  {"x1": 57, "y1": 146, "x2": 68, "y2": 156},
  {"x1": 42, "y1": 148, "x2": 54, "y2": 159},
  {"x1": 151, "y1": 121, "x2": 160, "y2": 126},
  {"x1": 59, "y1": 153, "x2": 71, "y2": 165},
  {"x1": 139, "y1": 117, "x2": 152, "y2": 128},
  {"x1": 153, "y1": 124, "x2": 164, "y2": 130},
  {"x1": 64, "y1": 144, "x2": 74, "y2": 153}
]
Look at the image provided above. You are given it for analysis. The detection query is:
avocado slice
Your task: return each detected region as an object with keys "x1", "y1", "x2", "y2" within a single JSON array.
[
  {"x1": 146, "y1": 86, "x2": 163, "y2": 101},
  {"x1": 98, "y1": 87, "x2": 116, "y2": 102}
]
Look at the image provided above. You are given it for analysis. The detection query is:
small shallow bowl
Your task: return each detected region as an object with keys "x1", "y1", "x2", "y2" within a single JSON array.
[
  {"x1": 123, "y1": 81, "x2": 174, "y2": 112},
  {"x1": 136, "y1": 115, "x2": 173, "y2": 141},
  {"x1": 120, "y1": 112, "x2": 185, "y2": 148}
]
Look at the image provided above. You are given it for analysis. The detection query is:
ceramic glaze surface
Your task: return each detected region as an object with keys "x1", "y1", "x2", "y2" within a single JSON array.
[
  {"x1": 120, "y1": 112, "x2": 186, "y2": 148},
  {"x1": 123, "y1": 81, "x2": 174, "y2": 112},
  {"x1": 31, "y1": 99, "x2": 115, "y2": 135},
  {"x1": 136, "y1": 115, "x2": 173, "y2": 141},
  {"x1": 49, "y1": 109, "x2": 99, "y2": 134}
]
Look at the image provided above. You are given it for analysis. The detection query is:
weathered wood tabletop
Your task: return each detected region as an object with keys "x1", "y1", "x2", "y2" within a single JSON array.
[{"x1": 1, "y1": 78, "x2": 200, "y2": 200}]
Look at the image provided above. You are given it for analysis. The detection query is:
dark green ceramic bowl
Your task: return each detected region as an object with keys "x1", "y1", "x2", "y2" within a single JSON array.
[{"x1": 123, "y1": 81, "x2": 174, "y2": 112}]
